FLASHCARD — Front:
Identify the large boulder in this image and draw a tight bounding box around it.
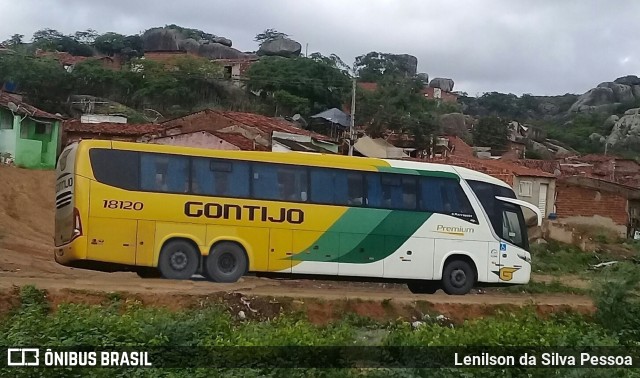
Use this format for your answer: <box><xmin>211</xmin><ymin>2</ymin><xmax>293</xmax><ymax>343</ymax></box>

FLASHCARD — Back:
<box><xmin>142</xmin><ymin>27</ymin><xmax>251</xmax><ymax>59</ymax></box>
<box><xmin>633</xmin><ymin>85</ymin><xmax>640</xmax><ymax>99</ymax></box>
<box><xmin>212</xmin><ymin>36</ymin><xmax>232</xmax><ymax>47</ymax></box>
<box><xmin>607</xmin><ymin>108</ymin><xmax>640</xmax><ymax>148</ymax></box>
<box><xmin>568</xmin><ymin>86</ymin><xmax>615</xmax><ymax>112</ymax></box>
<box><xmin>614</xmin><ymin>75</ymin><xmax>640</xmax><ymax>86</ymax></box>
<box><xmin>428</xmin><ymin>78</ymin><xmax>455</xmax><ymax>92</ymax></box>
<box><xmin>257</xmin><ymin>37</ymin><xmax>302</xmax><ymax>58</ymax></box>
<box><xmin>197</xmin><ymin>43</ymin><xmax>257</xmax><ymax>60</ymax></box>
<box><xmin>394</xmin><ymin>54</ymin><xmax>418</xmax><ymax>76</ymax></box>
<box><xmin>597</xmin><ymin>82</ymin><xmax>635</xmax><ymax>103</ymax></box>
<box><xmin>416</xmin><ymin>72</ymin><xmax>429</xmax><ymax>85</ymax></box>
<box><xmin>143</xmin><ymin>28</ymin><xmax>182</xmax><ymax>51</ymax></box>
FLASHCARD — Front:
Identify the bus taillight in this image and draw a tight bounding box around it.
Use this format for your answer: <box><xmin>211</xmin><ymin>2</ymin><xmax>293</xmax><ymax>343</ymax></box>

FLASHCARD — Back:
<box><xmin>72</xmin><ymin>207</ymin><xmax>83</xmax><ymax>240</ymax></box>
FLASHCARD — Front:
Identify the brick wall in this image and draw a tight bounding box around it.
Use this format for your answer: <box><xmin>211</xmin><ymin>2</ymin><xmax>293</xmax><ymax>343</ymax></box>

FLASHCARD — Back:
<box><xmin>555</xmin><ymin>182</ymin><xmax>628</xmax><ymax>225</ymax></box>
<box><xmin>429</xmin><ymin>156</ymin><xmax>514</xmax><ymax>185</ymax></box>
<box><xmin>515</xmin><ymin>159</ymin><xmax>559</xmax><ymax>174</ymax></box>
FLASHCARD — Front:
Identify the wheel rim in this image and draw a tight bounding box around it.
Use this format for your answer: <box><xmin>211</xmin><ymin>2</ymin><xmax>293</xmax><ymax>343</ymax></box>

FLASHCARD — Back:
<box><xmin>170</xmin><ymin>250</ymin><xmax>189</xmax><ymax>271</ymax></box>
<box><xmin>217</xmin><ymin>252</ymin><xmax>237</xmax><ymax>274</ymax></box>
<box><xmin>450</xmin><ymin>268</ymin><xmax>467</xmax><ymax>288</ymax></box>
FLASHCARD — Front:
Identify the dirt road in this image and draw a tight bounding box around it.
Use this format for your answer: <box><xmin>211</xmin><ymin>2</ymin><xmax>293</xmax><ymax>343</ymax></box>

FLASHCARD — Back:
<box><xmin>0</xmin><ymin>165</ymin><xmax>594</xmax><ymax>318</ymax></box>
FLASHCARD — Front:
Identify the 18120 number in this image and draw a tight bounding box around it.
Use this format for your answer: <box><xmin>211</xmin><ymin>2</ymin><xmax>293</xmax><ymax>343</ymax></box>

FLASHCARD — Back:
<box><xmin>103</xmin><ymin>200</ymin><xmax>144</xmax><ymax>210</ymax></box>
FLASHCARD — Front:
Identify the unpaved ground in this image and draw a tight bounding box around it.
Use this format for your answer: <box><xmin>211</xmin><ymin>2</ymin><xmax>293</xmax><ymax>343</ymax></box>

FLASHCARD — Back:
<box><xmin>0</xmin><ymin>165</ymin><xmax>595</xmax><ymax>319</ymax></box>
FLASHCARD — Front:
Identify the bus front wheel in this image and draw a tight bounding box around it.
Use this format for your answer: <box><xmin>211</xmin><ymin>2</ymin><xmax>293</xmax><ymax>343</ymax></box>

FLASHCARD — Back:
<box><xmin>442</xmin><ymin>259</ymin><xmax>476</xmax><ymax>295</ymax></box>
<box><xmin>158</xmin><ymin>240</ymin><xmax>200</xmax><ymax>280</ymax></box>
<box><xmin>204</xmin><ymin>242</ymin><xmax>247</xmax><ymax>283</ymax></box>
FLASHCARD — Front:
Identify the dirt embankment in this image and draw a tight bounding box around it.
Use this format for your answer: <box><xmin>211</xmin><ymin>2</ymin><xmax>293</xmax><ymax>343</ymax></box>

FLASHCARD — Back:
<box><xmin>0</xmin><ymin>165</ymin><xmax>595</xmax><ymax>321</ymax></box>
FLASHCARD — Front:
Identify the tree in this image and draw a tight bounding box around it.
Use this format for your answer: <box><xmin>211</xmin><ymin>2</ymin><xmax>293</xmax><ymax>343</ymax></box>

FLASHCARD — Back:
<box><xmin>56</xmin><ymin>36</ymin><xmax>94</xmax><ymax>56</ymax></box>
<box><xmin>31</xmin><ymin>28</ymin><xmax>64</xmax><ymax>51</ymax></box>
<box><xmin>246</xmin><ymin>56</ymin><xmax>351</xmax><ymax>117</ymax></box>
<box><xmin>3</xmin><ymin>34</ymin><xmax>24</xmax><ymax>46</ymax></box>
<box><xmin>472</xmin><ymin>116</ymin><xmax>509</xmax><ymax>151</ymax></box>
<box><xmin>94</xmin><ymin>32</ymin><xmax>126</xmax><ymax>56</ymax></box>
<box><xmin>309</xmin><ymin>52</ymin><xmax>351</xmax><ymax>74</ymax></box>
<box><xmin>354</xmin><ymin>52</ymin><xmax>416</xmax><ymax>82</ymax></box>
<box><xmin>74</xmin><ymin>29</ymin><xmax>99</xmax><ymax>44</ymax></box>
<box><xmin>356</xmin><ymin>76</ymin><xmax>440</xmax><ymax>147</ymax></box>
<box><xmin>254</xmin><ymin>29</ymin><xmax>289</xmax><ymax>44</ymax></box>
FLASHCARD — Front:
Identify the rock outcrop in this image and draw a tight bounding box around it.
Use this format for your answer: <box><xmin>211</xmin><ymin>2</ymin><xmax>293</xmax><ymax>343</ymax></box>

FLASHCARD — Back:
<box><xmin>607</xmin><ymin>108</ymin><xmax>640</xmax><ymax>148</ymax></box>
<box><xmin>257</xmin><ymin>37</ymin><xmax>302</xmax><ymax>58</ymax></box>
<box><xmin>395</xmin><ymin>54</ymin><xmax>418</xmax><ymax>76</ymax></box>
<box><xmin>142</xmin><ymin>27</ymin><xmax>254</xmax><ymax>60</ymax></box>
<box><xmin>614</xmin><ymin>75</ymin><xmax>640</xmax><ymax>86</ymax></box>
<box><xmin>429</xmin><ymin>78</ymin><xmax>454</xmax><ymax>92</ymax></box>
<box><xmin>569</xmin><ymin>75</ymin><xmax>640</xmax><ymax>113</ymax></box>
<box><xmin>439</xmin><ymin>113</ymin><xmax>473</xmax><ymax>141</ymax></box>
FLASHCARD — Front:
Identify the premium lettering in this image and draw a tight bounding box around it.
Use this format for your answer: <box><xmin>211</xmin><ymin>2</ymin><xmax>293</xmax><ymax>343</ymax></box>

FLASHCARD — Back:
<box><xmin>185</xmin><ymin>201</ymin><xmax>304</xmax><ymax>224</ymax></box>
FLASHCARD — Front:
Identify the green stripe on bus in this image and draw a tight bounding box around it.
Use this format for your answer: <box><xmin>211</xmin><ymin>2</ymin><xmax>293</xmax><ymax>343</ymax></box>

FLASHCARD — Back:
<box><xmin>336</xmin><ymin>210</ymin><xmax>431</xmax><ymax>263</ymax></box>
<box><xmin>417</xmin><ymin>170</ymin><xmax>460</xmax><ymax>180</ymax></box>
<box><xmin>290</xmin><ymin>208</ymin><xmax>431</xmax><ymax>264</ymax></box>
<box><xmin>377</xmin><ymin>166</ymin><xmax>460</xmax><ymax>180</ymax></box>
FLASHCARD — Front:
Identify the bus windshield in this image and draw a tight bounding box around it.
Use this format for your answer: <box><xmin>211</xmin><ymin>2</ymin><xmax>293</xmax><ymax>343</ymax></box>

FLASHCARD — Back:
<box><xmin>466</xmin><ymin>180</ymin><xmax>529</xmax><ymax>251</ymax></box>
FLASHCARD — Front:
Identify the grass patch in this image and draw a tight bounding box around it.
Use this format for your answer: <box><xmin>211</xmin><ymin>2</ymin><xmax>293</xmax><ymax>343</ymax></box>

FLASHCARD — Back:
<box><xmin>2</xmin><ymin>283</ymin><xmax>640</xmax><ymax>376</ymax></box>
<box><xmin>494</xmin><ymin>280</ymin><xmax>589</xmax><ymax>295</ymax></box>
<box><xmin>530</xmin><ymin>240</ymin><xmax>604</xmax><ymax>274</ymax></box>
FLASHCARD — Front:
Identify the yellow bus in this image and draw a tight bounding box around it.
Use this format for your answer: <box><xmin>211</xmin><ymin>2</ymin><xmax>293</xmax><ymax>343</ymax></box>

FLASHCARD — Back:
<box><xmin>54</xmin><ymin>140</ymin><xmax>541</xmax><ymax>295</ymax></box>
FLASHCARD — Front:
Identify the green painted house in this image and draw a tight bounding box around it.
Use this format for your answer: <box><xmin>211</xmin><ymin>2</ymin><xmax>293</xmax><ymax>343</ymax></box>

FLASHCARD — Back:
<box><xmin>0</xmin><ymin>92</ymin><xmax>63</xmax><ymax>169</ymax></box>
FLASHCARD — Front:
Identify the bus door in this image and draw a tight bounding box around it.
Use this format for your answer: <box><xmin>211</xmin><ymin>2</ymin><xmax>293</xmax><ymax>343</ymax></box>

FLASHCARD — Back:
<box><xmin>268</xmin><ymin>228</ymin><xmax>292</xmax><ymax>273</ymax></box>
<box><xmin>492</xmin><ymin>197</ymin><xmax>541</xmax><ymax>282</ymax></box>
<box><xmin>136</xmin><ymin>220</ymin><xmax>156</xmax><ymax>267</ymax></box>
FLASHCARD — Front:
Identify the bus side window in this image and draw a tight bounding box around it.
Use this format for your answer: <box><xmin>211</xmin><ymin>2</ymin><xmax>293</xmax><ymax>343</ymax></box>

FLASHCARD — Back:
<box><xmin>334</xmin><ymin>172</ymin><xmax>364</xmax><ymax>206</ymax></box>
<box><xmin>366</xmin><ymin>174</ymin><xmax>383</xmax><ymax>207</ymax></box>
<box><xmin>141</xmin><ymin>153</ymin><xmax>188</xmax><ymax>193</ymax></box>
<box><xmin>310</xmin><ymin>168</ymin><xmax>334</xmax><ymax>204</ymax></box>
<box><xmin>89</xmin><ymin>149</ymin><xmax>139</xmax><ymax>190</ymax></box>
<box><xmin>420</xmin><ymin>177</ymin><xmax>476</xmax><ymax>220</ymax></box>
<box><xmin>253</xmin><ymin>164</ymin><xmax>307</xmax><ymax>202</ymax></box>
<box><xmin>192</xmin><ymin>158</ymin><xmax>249</xmax><ymax>198</ymax></box>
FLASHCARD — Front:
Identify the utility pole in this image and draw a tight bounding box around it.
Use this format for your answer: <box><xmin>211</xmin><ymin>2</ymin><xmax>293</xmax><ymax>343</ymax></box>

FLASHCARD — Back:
<box><xmin>348</xmin><ymin>77</ymin><xmax>356</xmax><ymax>156</ymax></box>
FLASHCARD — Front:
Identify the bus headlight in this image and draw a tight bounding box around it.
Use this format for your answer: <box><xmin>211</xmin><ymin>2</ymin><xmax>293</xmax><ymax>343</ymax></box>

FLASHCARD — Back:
<box><xmin>517</xmin><ymin>252</ymin><xmax>531</xmax><ymax>263</ymax></box>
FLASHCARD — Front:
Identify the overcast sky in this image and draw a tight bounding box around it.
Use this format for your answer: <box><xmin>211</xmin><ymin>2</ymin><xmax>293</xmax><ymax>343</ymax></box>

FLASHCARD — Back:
<box><xmin>1</xmin><ymin>0</ymin><xmax>638</xmax><ymax>96</ymax></box>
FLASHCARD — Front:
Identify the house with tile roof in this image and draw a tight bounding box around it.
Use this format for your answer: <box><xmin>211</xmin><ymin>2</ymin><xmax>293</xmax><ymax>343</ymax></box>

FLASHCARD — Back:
<box><xmin>428</xmin><ymin>154</ymin><xmax>557</xmax><ymax>220</ymax></box>
<box><xmin>0</xmin><ymin>92</ymin><xmax>63</xmax><ymax>169</ymax></box>
<box><xmin>62</xmin><ymin>119</ymin><xmax>164</xmax><ymax>147</ymax></box>
<box><xmin>139</xmin><ymin>109</ymin><xmax>339</xmax><ymax>153</ymax></box>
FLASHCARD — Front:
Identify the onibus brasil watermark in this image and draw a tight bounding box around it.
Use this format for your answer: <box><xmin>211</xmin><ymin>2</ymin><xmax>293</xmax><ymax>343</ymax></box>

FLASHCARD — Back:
<box><xmin>6</xmin><ymin>348</ymin><xmax>152</xmax><ymax>367</ymax></box>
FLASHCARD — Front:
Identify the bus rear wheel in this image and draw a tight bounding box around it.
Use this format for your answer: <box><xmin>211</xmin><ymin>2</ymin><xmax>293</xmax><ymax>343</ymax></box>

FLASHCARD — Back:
<box><xmin>204</xmin><ymin>242</ymin><xmax>247</xmax><ymax>283</ymax></box>
<box><xmin>407</xmin><ymin>280</ymin><xmax>439</xmax><ymax>294</ymax></box>
<box><xmin>158</xmin><ymin>240</ymin><xmax>200</xmax><ymax>280</ymax></box>
<box><xmin>442</xmin><ymin>259</ymin><xmax>476</xmax><ymax>295</ymax></box>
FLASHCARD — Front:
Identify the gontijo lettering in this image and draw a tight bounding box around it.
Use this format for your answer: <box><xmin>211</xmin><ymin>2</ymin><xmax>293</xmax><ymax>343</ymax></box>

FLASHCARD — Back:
<box><xmin>184</xmin><ymin>201</ymin><xmax>304</xmax><ymax>224</ymax></box>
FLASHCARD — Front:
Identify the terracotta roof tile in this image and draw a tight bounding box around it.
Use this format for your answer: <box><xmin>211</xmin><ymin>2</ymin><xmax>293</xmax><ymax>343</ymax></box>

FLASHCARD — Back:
<box><xmin>63</xmin><ymin>120</ymin><xmax>163</xmax><ymax>136</ymax></box>
<box><xmin>160</xmin><ymin>109</ymin><xmax>334</xmax><ymax>143</ymax></box>
<box><xmin>0</xmin><ymin>92</ymin><xmax>63</xmax><ymax>120</ymax></box>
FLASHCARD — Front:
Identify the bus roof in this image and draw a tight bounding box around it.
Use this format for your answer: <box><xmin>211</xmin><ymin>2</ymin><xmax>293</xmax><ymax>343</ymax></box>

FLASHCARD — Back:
<box><xmin>75</xmin><ymin>140</ymin><xmax>512</xmax><ymax>188</ymax></box>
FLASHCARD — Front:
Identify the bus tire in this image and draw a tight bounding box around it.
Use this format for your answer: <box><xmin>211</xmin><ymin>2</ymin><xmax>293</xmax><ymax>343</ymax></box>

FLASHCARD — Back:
<box><xmin>158</xmin><ymin>240</ymin><xmax>200</xmax><ymax>280</ymax></box>
<box><xmin>204</xmin><ymin>242</ymin><xmax>247</xmax><ymax>283</ymax></box>
<box><xmin>442</xmin><ymin>259</ymin><xmax>476</xmax><ymax>295</ymax></box>
<box><xmin>407</xmin><ymin>280</ymin><xmax>439</xmax><ymax>294</ymax></box>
